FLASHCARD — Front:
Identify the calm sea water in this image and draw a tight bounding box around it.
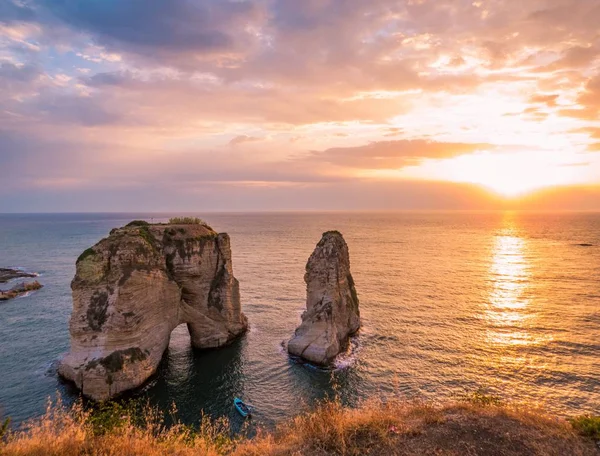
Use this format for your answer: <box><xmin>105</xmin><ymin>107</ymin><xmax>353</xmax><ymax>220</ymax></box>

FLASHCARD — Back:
<box><xmin>0</xmin><ymin>212</ymin><xmax>599</xmax><ymax>428</ymax></box>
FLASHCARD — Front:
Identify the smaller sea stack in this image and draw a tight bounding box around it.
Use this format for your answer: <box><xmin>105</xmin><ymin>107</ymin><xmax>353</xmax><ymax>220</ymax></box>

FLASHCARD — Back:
<box><xmin>288</xmin><ymin>231</ymin><xmax>360</xmax><ymax>365</ymax></box>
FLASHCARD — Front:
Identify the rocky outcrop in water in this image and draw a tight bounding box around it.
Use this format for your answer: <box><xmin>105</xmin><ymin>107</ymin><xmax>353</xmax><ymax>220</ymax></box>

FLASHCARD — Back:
<box><xmin>0</xmin><ymin>281</ymin><xmax>43</xmax><ymax>301</ymax></box>
<box><xmin>58</xmin><ymin>220</ymin><xmax>248</xmax><ymax>400</ymax></box>
<box><xmin>288</xmin><ymin>231</ymin><xmax>360</xmax><ymax>365</ymax></box>
<box><xmin>0</xmin><ymin>268</ymin><xmax>37</xmax><ymax>283</ymax></box>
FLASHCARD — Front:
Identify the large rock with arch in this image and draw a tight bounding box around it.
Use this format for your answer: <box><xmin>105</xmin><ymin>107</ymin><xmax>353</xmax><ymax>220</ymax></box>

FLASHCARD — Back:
<box><xmin>58</xmin><ymin>220</ymin><xmax>248</xmax><ymax>400</ymax></box>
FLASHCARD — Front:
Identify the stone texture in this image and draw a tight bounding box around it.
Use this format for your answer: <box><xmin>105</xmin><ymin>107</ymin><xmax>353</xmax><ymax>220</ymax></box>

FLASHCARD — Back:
<box><xmin>288</xmin><ymin>231</ymin><xmax>360</xmax><ymax>365</ymax></box>
<box><xmin>59</xmin><ymin>221</ymin><xmax>248</xmax><ymax>400</ymax></box>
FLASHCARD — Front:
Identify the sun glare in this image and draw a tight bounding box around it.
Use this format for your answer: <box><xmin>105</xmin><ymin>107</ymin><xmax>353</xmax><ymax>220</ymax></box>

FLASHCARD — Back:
<box><xmin>452</xmin><ymin>154</ymin><xmax>571</xmax><ymax>197</ymax></box>
<box><xmin>420</xmin><ymin>151</ymin><xmax>582</xmax><ymax>198</ymax></box>
<box><xmin>368</xmin><ymin>149</ymin><xmax>585</xmax><ymax>199</ymax></box>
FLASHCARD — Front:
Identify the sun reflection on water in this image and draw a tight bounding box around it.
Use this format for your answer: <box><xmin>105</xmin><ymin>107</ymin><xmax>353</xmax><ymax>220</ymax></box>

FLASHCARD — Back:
<box><xmin>486</xmin><ymin>216</ymin><xmax>535</xmax><ymax>347</ymax></box>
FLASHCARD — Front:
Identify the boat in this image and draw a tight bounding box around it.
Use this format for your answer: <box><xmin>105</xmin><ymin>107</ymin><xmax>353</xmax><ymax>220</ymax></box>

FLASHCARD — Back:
<box><xmin>234</xmin><ymin>397</ymin><xmax>251</xmax><ymax>417</ymax></box>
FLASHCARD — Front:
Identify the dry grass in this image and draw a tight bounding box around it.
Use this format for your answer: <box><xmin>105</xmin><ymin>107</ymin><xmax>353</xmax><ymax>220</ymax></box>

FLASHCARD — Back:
<box><xmin>1</xmin><ymin>396</ymin><xmax>597</xmax><ymax>456</ymax></box>
<box><xmin>234</xmin><ymin>398</ymin><xmax>598</xmax><ymax>456</ymax></box>
<box><xmin>0</xmin><ymin>399</ymin><xmax>233</xmax><ymax>456</ymax></box>
<box><xmin>168</xmin><ymin>217</ymin><xmax>208</xmax><ymax>226</ymax></box>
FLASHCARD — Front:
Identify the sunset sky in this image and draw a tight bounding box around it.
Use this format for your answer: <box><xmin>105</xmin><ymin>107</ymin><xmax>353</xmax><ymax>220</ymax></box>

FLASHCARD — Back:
<box><xmin>1</xmin><ymin>0</ymin><xmax>600</xmax><ymax>212</ymax></box>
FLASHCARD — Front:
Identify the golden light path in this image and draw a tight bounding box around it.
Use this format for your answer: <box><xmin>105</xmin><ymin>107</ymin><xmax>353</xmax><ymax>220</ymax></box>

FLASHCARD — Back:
<box><xmin>485</xmin><ymin>215</ymin><xmax>535</xmax><ymax>347</ymax></box>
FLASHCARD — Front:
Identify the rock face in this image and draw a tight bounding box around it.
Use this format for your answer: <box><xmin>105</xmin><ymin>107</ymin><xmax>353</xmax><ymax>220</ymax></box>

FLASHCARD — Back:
<box><xmin>288</xmin><ymin>231</ymin><xmax>360</xmax><ymax>365</ymax></box>
<box><xmin>59</xmin><ymin>221</ymin><xmax>248</xmax><ymax>400</ymax></box>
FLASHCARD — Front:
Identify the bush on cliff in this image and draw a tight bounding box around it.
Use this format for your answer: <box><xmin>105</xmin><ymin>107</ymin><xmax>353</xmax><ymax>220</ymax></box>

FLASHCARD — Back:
<box><xmin>570</xmin><ymin>415</ymin><xmax>600</xmax><ymax>440</ymax></box>
<box><xmin>168</xmin><ymin>217</ymin><xmax>208</xmax><ymax>226</ymax></box>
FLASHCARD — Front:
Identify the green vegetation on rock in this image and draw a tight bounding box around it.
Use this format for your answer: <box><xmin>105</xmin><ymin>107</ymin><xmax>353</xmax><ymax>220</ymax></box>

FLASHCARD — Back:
<box><xmin>0</xmin><ymin>417</ymin><xmax>10</xmax><ymax>439</ymax></box>
<box><xmin>125</xmin><ymin>220</ymin><xmax>150</xmax><ymax>227</ymax></box>
<box><xmin>138</xmin><ymin>226</ymin><xmax>158</xmax><ymax>252</ymax></box>
<box><xmin>458</xmin><ymin>387</ymin><xmax>503</xmax><ymax>406</ymax></box>
<box><xmin>77</xmin><ymin>248</ymin><xmax>96</xmax><ymax>264</ymax></box>
<box><xmin>570</xmin><ymin>415</ymin><xmax>600</xmax><ymax>440</ymax></box>
<box><xmin>168</xmin><ymin>217</ymin><xmax>208</xmax><ymax>225</ymax></box>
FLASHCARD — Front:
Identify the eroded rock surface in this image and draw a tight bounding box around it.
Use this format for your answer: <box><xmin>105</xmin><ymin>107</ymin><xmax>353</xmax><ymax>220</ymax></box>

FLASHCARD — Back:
<box><xmin>288</xmin><ymin>231</ymin><xmax>360</xmax><ymax>365</ymax></box>
<box><xmin>59</xmin><ymin>221</ymin><xmax>248</xmax><ymax>400</ymax></box>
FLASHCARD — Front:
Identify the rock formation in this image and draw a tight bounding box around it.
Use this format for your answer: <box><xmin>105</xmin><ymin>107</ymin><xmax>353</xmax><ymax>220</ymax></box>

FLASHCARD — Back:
<box><xmin>0</xmin><ymin>268</ymin><xmax>37</xmax><ymax>283</ymax></box>
<box><xmin>288</xmin><ymin>231</ymin><xmax>360</xmax><ymax>365</ymax></box>
<box><xmin>0</xmin><ymin>280</ymin><xmax>43</xmax><ymax>301</ymax></box>
<box><xmin>59</xmin><ymin>220</ymin><xmax>248</xmax><ymax>400</ymax></box>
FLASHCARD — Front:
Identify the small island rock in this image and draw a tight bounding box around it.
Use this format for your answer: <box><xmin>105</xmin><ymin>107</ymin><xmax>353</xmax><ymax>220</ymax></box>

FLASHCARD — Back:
<box><xmin>0</xmin><ymin>268</ymin><xmax>37</xmax><ymax>284</ymax></box>
<box><xmin>0</xmin><ymin>280</ymin><xmax>43</xmax><ymax>301</ymax></box>
<box><xmin>288</xmin><ymin>231</ymin><xmax>360</xmax><ymax>365</ymax></box>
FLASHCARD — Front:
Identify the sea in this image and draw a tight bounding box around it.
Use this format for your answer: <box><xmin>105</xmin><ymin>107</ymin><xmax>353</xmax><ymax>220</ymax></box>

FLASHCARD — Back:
<box><xmin>0</xmin><ymin>212</ymin><xmax>599</xmax><ymax>429</ymax></box>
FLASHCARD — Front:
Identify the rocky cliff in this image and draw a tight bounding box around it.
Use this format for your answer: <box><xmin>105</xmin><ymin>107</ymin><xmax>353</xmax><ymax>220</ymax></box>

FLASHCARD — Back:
<box><xmin>288</xmin><ymin>231</ymin><xmax>360</xmax><ymax>365</ymax></box>
<box><xmin>59</xmin><ymin>220</ymin><xmax>248</xmax><ymax>400</ymax></box>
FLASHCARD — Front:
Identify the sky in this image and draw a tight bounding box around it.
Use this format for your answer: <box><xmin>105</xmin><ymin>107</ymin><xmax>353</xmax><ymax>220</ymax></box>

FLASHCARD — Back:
<box><xmin>1</xmin><ymin>0</ymin><xmax>600</xmax><ymax>212</ymax></box>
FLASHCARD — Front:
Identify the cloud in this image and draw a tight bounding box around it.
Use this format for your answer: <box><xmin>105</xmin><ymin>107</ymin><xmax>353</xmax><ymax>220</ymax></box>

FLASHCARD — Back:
<box><xmin>308</xmin><ymin>140</ymin><xmax>494</xmax><ymax>170</ymax></box>
<box><xmin>6</xmin><ymin>0</ymin><xmax>600</xmax><ymax>124</ymax></box>
<box><xmin>529</xmin><ymin>94</ymin><xmax>559</xmax><ymax>107</ymax></box>
<box><xmin>82</xmin><ymin>71</ymin><xmax>132</xmax><ymax>87</ymax></box>
<box><xmin>588</xmin><ymin>143</ymin><xmax>600</xmax><ymax>152</ymax></box>
<box><xmin>37</xmin><ymin>0</ymin><xmax>265</xmax><ymax>65</ymax></box>
<box><xmin>1</xmin><ymin>0</ymin><xmax>599</xmax><ymax>211</ymax></box>
<box><xmin>228</xmin><ymin>135</ymin><xmax>264</xmax><ymax>146</ymax></box>
<box><xmin>560</xmin><ymin>72</ymin><xmax>600</xmax><ymax>121</ymax></box>
<box><xmin>74</xmin><ymin>70</ymin><xmax>413</xmax><ymax>127</ymax></box>
<box><xmin>384</xmin><ymin>127</ymin><xmax>404</xmax><ymax>137</ymax></box>
<box><xmin>33</xmin><ymin>94</ymin><xmax>122</xmax><ymax>126</ymax></box>
<box><xmin>0</xmin><ymin>0</ymin><xmax>36</xmax><ymax>24</ymax></box>
<box><xmin>542</xmin><ymin>45</ymin><xmax>600</xmax><ymax>71</ymax></box>
<box><xmin>572</xmin><ymin>127</ymin><xmax>600</xmax><ymax>140</ymax></box>
<box><xmin>0</xmin><ymin>61</ymin><xmax>42</xmax><ymax>87</ymax></box>
<box><xmin>559</xmin><ymin>162</ymin><xmax>591</xmax><ymax>167</ymax></box>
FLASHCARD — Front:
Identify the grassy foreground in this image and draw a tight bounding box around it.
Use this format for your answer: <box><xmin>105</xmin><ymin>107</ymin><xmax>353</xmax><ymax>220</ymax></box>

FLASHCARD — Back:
<box><xmin>1</xmin><ymin>395</ymin><xmax>598</xmax><ymax>456</ymax></box>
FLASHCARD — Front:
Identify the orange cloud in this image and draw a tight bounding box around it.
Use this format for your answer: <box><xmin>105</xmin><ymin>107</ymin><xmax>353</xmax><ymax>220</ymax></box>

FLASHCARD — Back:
<box><xmin>228</xmin><ymin>135</ymin><xmax>264</xmax><ymax>146</ymax></box>
<box><xmin>1</xmin><ymin>0</ymin><xmax>600</xmax><ymax>211</ymax></box>
<box><xmin>308</xmin><ymin>140</ymin><xmax>494</xmax><ymax>170</ymax></box>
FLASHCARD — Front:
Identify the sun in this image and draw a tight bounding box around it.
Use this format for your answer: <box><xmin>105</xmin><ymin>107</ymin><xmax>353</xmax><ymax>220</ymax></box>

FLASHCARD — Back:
<box><xmin>358</xmin><ymin>148</ymin><xmax>589</xmax><ymax>199</ymax></box>
<box><xmin>437</xmin><ymin>151</ymin><xmax>578</xmax><ymax>198</ymax></box>
<box><xmin>477</xmin><ymin>172</ymin><xmax>544</xmax><ymax>198</ymax></box>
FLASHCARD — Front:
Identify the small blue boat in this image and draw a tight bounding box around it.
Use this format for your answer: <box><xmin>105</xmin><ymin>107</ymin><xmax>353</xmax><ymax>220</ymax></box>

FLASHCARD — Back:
<box><xmin>234</xmin><ymin>397</ymin><xmax>251</xmax><ymax>417</ymax></box>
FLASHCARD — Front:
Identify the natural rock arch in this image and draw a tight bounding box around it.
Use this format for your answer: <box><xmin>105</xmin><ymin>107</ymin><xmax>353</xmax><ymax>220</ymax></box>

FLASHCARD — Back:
<box><xmin>59</xmin><ymin>221</ymin><xmax>248</xmax><ymax>400</ymax></box>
